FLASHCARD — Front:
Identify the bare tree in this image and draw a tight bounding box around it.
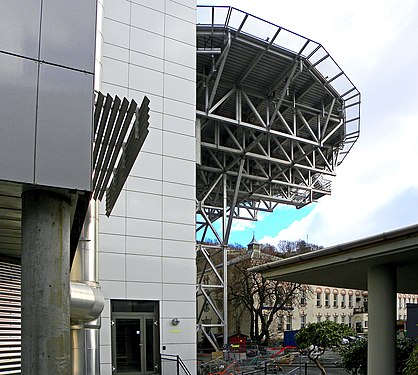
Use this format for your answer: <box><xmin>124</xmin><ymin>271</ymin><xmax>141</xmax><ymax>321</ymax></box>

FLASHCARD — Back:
<box><xmin>276</xmin><ymin>240</ymin><xmax>322</xmax><ymax>258</ymax></box>
<box><xmin>227</xmin><ymin>255</ymin><xmax>301</xmax><ymax>345</ymax></box>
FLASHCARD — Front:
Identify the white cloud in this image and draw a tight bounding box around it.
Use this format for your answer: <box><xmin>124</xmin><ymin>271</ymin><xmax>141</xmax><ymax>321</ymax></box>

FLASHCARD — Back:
<box><xmin>230</xmin><ymin>211</ymin><xmax>267</xmax><ymax>232</ymax></box>
<box><xmin>231</xmin><ymin>219</ymin><xmax>255</xmax><ymax>232</ymax></box>
<box><xmin>261</xmin><ymin>113</ymin><xmax>418</xmax><ymax>246</ymax></box>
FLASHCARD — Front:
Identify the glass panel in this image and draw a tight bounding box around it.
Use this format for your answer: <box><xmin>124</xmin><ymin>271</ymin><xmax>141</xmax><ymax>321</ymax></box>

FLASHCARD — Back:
<box><xmin>116</xmin><ymin>319</ymin><xmax>141</xmax><ymax>373</ymax></box>
<box><xmin>145</xmin><ymin>319</ymin><xmax>154</xmax><ymax>372</ymax></box>
<box><xmin>113</xmin><ymin>300</ymin><xmax>156</xmax><ymax>313</ymax></box>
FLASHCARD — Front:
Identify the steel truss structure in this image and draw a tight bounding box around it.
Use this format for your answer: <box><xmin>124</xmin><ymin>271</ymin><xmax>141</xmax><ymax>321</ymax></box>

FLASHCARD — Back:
<box><xmin>196</xmin><ymin>6</ymin><xmax>361</xmax><ymax>351</ymax></box>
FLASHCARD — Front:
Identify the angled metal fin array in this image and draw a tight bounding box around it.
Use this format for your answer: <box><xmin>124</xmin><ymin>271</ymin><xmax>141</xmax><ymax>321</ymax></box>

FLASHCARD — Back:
<box><xmin>92</xmin><ymin>92</ymin><xmax>150</xmax><ymax>216</ymax></box>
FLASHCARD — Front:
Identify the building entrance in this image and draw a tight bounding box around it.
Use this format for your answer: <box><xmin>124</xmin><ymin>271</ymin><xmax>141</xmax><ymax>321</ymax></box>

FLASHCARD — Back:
<box><xmin>111</xmin><ymin>301</ymin><xmax>159</xmax><ymax>374</ymax></box>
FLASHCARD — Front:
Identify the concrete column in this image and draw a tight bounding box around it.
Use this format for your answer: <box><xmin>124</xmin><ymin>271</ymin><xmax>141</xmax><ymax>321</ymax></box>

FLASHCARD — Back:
<box><xmin>21</xmin><ymin>190</ymin><xmax>71</xmax><ymax>374</ymax></box>
<box><xmin>367</xmin><ymin>264</ymin><xmax>397</xmax><ymax>375</ymax></box>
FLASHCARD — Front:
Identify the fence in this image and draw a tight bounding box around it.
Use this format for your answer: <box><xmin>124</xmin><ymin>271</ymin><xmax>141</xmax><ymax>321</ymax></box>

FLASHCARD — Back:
<box><xmin>240</xmin><ymin>351</ymin><xmax>347</xmax><ymax>375</ymax></box>
<box><xmin>198</xmin><ymin>350</ymin><xmax>347</xmax><ymax>375</ymax></box>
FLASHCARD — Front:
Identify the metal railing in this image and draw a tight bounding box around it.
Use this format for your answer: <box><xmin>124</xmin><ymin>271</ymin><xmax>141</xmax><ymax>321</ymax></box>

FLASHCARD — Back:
<box><xmin>198</xmin><ymin>350</ymin><xmax>347</xmax><ymax>375</ymax></box>
<box><xmin>197</xmin><ymin>5</ymin><xmax>361</xmax><ymax>167</ymax></box>
<box><xmin>161</xmin><ymin>354</ymin><xmax>192</xmax><ymax>375</ymax></box>
<box><xmin>238</xmin><ymin>358</ymin><xmax>348</xmax><ymax>375</ymax></box>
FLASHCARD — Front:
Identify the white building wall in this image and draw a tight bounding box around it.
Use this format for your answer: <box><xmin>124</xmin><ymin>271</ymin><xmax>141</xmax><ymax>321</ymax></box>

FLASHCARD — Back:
<box><xmin>97</xmin><ymin>1</ymin><xmax>196</xmax><ymax>374</ymax></box>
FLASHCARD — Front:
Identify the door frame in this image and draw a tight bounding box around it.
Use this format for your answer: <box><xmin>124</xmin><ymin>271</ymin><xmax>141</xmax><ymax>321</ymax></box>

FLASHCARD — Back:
<box><xmin>111</xmin><ymin>311</ymin><xmax>159</xmax><ymax>375</ymax></box>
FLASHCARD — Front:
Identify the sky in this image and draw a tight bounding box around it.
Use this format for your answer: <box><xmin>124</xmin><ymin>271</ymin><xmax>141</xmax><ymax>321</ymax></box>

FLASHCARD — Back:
<box><xmin>197</xmin><ymin>0</ymin><xmax>418</xmax><ymax>247</ymax></box>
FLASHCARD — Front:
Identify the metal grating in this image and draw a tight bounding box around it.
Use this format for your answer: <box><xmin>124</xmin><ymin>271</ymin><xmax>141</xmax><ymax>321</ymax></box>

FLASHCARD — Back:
<box><xmin>0</xmin><ymin>261</ymin><xmax>21</xmax><ymax>374</ymax></box>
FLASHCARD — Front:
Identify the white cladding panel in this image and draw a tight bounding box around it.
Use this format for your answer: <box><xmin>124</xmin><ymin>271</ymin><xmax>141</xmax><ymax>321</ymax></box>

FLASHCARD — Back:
<box><xmin>98</xmin><ymin>0</ymin><xmax>196</xmax><ymax>373</ymax></box>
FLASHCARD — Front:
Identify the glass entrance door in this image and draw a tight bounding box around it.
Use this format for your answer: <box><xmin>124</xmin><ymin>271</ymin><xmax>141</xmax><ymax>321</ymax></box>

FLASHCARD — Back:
<box><xmin>112</xmin><ymin>313</ymin><xmax>158</xmax><ymax>374</ymax></box>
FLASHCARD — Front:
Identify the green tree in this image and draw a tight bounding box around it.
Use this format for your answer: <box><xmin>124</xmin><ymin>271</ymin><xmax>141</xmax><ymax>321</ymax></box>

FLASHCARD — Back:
<box><xmin>403</xmin><ymin>344</ymin><xmax>418</xmax><ymax>375</ymax></box>
<box><xmin>397</xmin><ymin>337</ymin><xmax>416</xmax><ymax>374</ymax></box>
<box><xmin>339</xmin><ymin>336</ymin><xmax>416</xmax><ymax>375</ymax></box>
<box><xmin>296</xmin><ymin>320</ymin><xmax>355</xmax><ymax>375</ymax></box>
<box><xmin>339</xmin><ymin>338</ymin><xmax>367</xmax><ymax>374</ymax></box>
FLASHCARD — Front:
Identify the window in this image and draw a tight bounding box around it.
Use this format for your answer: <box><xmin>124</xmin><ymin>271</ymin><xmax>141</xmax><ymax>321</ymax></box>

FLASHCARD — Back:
<box><xmin>364</xmin><ymin>321</ymin><xmax>368</xmax><ymax>328</ymax></box>
<box><xmin>341</xmin><ymin>294</ymin><xmax>346</xmax><ymax>308</ymax></box>
<box><xmin>325</xmin><ymin>294</ymin><xmax>330</xmax><ymax>308</ymax></box>
<box><xmin>286</xmin><ymin>315</ymin><xmax>292</xmax><ymax>331</ymax></box>
<box><xmin>334</xmin><ymin>315</ymin><xmax>338</xmax><ymax>323</ymax></box>
<box><xmin>301</xmin><ymin>315</ymin><xmax>306</xmax><ymax>329</ymax></box>
<box><xmin>341</xmin><ymin>315</ymin><xmax>346</xmax><ymax>324</ymax></box>
<box><xmin>300</xmin><ymin>290</ymin><xmax>306</xmax><ymax>306</ymax></box>
<box><xmin>349</xmin><ymin>295</ymin><xmax>353</xmax><ymax>308</ymax></box>
<box><xmin>399</xmin><ymin>297</ymin><xmax>402</xmax><ymax>310</ymax></box>
<box><xmin>349</xmin><ymin>315</ymin><xmax>353</xmax><ymax>328</ymax></box>
<box><xmin>316</xmin><ymin>293</ymin><xmax>321</xmax><ymax>307</ymax></box>
<box><xmin>333</xmin><ymin>294</ymin><xmax>338</xmax><ymax>308</ymax></box>
<box><xmin>317</xmin><ymin>315</ymin><xmax>321</xmax><ymax>323</ymax></box>
<box><xmin>325</xmin><ymin>315</ymin><xmax>330</xmax><ymax>321</ymax></box>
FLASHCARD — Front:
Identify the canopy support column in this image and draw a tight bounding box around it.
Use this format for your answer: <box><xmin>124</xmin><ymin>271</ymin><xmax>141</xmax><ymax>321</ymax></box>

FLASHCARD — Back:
<box><xmin>367</xmin><ymin>265</ymin><xmax>396</xmax><ymax>375</ymax></box>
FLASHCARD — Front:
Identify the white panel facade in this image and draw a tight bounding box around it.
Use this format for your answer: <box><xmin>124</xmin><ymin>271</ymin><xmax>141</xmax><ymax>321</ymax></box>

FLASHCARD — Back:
<box><xmin>98</xmin><ymin>1</ymin><xmax>196</xmax><ymax>374</ymax></box>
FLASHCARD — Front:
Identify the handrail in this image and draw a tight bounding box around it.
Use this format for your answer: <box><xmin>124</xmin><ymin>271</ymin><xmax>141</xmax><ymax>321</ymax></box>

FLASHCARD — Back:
<box><xmin>160</xmin><ymin>354</ymin><xmax>192</xmax><ymax>375</ymax></box>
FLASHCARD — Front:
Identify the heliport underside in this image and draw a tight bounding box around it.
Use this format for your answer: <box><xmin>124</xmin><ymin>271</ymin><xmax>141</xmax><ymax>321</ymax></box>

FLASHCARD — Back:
<box><xmin>196</xmin><ymin>6</ymin><xmax>360</xmax><ymax>223</ymax></box>
<box><xmin>195</xmin><ymin>5</ymin><xmax>360</xmax><ymax>351</ymax></box>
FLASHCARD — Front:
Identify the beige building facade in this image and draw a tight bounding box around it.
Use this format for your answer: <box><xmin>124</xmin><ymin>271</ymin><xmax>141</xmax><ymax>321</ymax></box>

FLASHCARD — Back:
<box><xmin>200</xmin><ymin>243</ymin><xmax>418</xmax><ymax>347</ymax></box>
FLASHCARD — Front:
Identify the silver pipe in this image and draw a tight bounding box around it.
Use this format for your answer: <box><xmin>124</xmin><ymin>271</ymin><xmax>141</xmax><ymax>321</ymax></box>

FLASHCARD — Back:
<box><xmin>71</xmin><ymin>282</ymin><xmax>104</xmax><ymax>324</ymax></box>
<box><xmin>71</xmin><ymin>318</ymin><xmax>101</xmax><ymax>375</ymax></box>
<box><xmin>70</xmin><ymin>200</ymin><xmax>103</xmax><ymax>375</ymax></box>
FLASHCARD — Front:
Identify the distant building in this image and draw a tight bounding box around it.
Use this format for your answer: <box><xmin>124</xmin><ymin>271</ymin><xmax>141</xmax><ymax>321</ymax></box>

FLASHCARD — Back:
<box><xmin>198</xmin><ymin>238</ymin><xmax>418</xmax><ymax>349</ymax></box>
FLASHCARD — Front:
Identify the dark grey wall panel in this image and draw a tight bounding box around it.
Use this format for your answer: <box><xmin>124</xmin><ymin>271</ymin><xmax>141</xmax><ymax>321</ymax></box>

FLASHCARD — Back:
<box><xmin>35</xmin><ymin>64</ymin><xmax>93</xmax><ymax>190</ymax></box>
<box><xmin>0</xmin><ymin>0</ymin><xmax>41</xmax><ymax>60</ymax></box>
<box><xmin>40</xmin><ymin>0</ymin><xmax>97</xmax><ymax>73</ymax></box>
<box><xmin>0</xmin><ymin>54</ymin><xmax>37</xmax><ymax>184</ymax></box>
